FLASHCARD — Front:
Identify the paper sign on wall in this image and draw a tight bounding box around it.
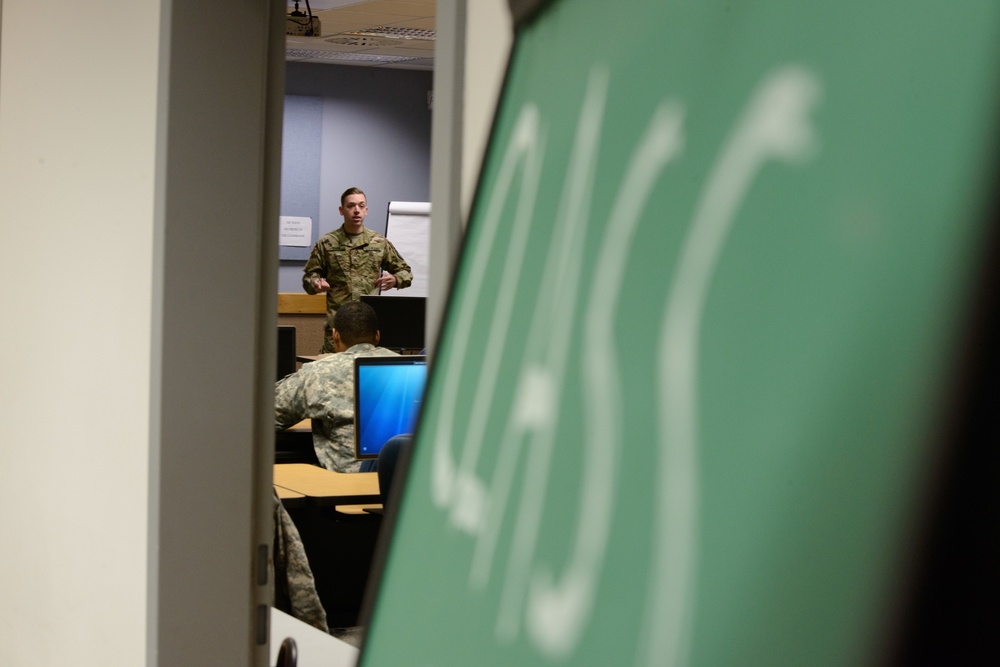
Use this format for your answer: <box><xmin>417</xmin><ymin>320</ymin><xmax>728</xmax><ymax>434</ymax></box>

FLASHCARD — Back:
<box><xmin>279</xmin><ymin>216</ymin><xmax>312</xmax><ymax>247</ymax></box>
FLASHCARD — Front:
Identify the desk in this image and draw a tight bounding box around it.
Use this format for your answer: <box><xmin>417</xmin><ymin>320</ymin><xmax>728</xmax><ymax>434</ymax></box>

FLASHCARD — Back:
<box><xmin>335</xmin><ymin>503</ymin><xmax>383</xmax><ymax>515</ymax></box>
<box><xmin>288</xmin><ymin>418</ymin><xmax>311</xmax><ymax>432</ymax></box>
<box><xmin>274</xmin><ymin>463</ymin><xmax>381</xmax><ymax>505</ymax></box>
<box><xmin>274</xmin><ymin>486</ymin><xmax>305</xmax><ymax>502</ymax></box>
<box><xmin>275</xmin><ymin>419</ymin><xmax>318</xmax><ymax>465</ymax></box>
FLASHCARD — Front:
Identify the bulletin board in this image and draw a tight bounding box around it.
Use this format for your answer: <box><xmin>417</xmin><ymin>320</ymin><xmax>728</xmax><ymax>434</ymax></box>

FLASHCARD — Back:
<box><xmin>279</xmin><ymin>95</ymin><xmax>322</xmax><ymax>261</ymax></box>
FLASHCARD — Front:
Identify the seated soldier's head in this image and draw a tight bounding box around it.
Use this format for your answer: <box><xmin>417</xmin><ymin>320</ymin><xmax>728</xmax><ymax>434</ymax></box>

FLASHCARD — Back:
<box><xmin>332</xmin><ymin>301</ymin><xmax>380</xmax><ymax>352</ymax></box>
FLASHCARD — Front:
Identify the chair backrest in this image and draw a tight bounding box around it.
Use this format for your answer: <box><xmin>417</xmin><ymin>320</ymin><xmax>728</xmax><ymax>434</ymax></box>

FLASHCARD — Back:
<box><xmin>376</xmin><ymin>434</ymin><xmax>413</xmax><ymax>507</ymax></box>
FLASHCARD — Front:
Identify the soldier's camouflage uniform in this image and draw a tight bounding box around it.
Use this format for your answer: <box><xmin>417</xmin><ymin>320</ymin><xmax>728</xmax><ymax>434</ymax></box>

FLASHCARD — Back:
<box><xmin>272</xmin><ymin>490</ymin><xmax>328</xmax><ymax>633</ymax></box>
<box><xmin>275</xmin><ymin>343</ymin><xmax>399</xmax><ymax>472</ymax></box>
<box><xmin>302</xmin><ymin>226</ymin><xmax>413</xmax><ymax>353</ymax></box>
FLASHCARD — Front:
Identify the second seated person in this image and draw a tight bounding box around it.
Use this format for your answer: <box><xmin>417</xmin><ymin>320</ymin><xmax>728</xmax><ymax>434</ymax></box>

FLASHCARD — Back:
<box><xmin>275</xmin><ymin>301</ymin><xmax>398</xmax><ymax>473</ymax></box>
<box><xmin>302</xmin><ymin>186</ymin><xmax>413</xmax><ymax>353</ymax></box>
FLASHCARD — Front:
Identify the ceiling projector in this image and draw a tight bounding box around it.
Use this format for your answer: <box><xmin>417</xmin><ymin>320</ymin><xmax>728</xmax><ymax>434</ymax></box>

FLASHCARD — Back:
<box><xmin>286</xmin><ymin>6</ymin><xmax>321</xmax><ymax>37</ymax></box>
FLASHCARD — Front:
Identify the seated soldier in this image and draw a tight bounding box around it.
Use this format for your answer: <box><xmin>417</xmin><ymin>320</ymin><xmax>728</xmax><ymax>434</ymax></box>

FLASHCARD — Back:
<box><xmin>275</xmin><ymin>301</ymin><xmax>398</xmax><ymax>472</ymax></box>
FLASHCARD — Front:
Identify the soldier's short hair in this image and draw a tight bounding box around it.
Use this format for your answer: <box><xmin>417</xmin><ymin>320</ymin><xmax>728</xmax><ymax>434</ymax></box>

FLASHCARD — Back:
<box><xmin>333</xmin><ymin>301</ymin><xmax>379</xmax><ymax>347</ymax></box>
<box><xmin>341</xmin><ymin>187</ymin><xmax>366</xmax><ymax>206</ymax></box>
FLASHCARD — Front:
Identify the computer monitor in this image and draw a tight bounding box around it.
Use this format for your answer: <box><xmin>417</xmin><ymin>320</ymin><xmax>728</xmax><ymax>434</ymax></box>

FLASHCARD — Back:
<box><xmin>353</xmin><ymin>355</ymin><xmax>428</xmax><ymax>460</ymax></box>
<box><xmin>277</xmin><ymin>325</ymin><xmax>297</xmax><ymax>381</ymax></box>
<box><xmin>360</xmin><ymin>295</ymin><xmax>426</xmax><ymax>351</ymax></box>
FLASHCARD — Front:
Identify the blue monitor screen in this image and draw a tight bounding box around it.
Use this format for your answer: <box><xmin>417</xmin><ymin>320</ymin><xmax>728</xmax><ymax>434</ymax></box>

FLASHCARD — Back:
<box><xmin>354</xmin><ymin>356</ymin><xmax>427</xmax><ymax>459</ymax></box>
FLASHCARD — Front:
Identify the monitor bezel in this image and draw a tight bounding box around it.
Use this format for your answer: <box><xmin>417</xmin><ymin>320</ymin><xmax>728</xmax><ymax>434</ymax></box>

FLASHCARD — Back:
<box><xmin>359</xmin><ymin>295</ymin><xmax>427</xmax><ymax>351</ymax></box>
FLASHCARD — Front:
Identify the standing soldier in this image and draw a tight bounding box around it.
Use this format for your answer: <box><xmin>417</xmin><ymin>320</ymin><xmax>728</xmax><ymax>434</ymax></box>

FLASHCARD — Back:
<box><xmin>302</xmin><ymin>187</ymin><xmax>413</xmax><ymax>353</ymax></box>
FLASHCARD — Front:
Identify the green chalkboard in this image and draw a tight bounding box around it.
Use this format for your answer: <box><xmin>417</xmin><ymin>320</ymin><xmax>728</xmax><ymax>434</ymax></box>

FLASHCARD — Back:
<box><xmin>362</xmin><ymin>1</ymin><xmax>999</xmax><ymax>665</ymax></box>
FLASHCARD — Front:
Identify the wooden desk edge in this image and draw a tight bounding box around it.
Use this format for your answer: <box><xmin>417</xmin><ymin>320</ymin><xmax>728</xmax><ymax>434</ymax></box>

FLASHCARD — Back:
<box><xmin>273</xmin><ymin>464</ymin><xmax>380</xmax><ymax>503</ymax></box>
<box><xmin>274</xmin><ymin>484</ymin><xmax>305</xmax><ymax>499</ymax></box>
<box><xmin>335</xmin><ymin>503</ymin><xmax>384</xmax><ymax>515</ymax></box>
<box><xmin>278</xmin><ymin>292</ymin><xmax>326</xmax><ymax>315</ymax></box>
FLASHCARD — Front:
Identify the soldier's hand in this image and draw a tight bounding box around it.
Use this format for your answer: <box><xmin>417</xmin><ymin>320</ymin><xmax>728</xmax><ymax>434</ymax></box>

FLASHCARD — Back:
<box><xmin>375</xmin><ymin>272</ymin><xmax>397</xmax><ymax>291</ymax></box>
<box><xmin>314</xmin><ymin>277</ymin><xmax>331</xmax><ymax>293</ymax></box>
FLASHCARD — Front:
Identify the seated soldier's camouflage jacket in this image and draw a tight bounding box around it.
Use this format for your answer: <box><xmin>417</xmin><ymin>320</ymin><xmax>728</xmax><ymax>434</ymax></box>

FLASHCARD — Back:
<box><xmin>275</xmin><ymin>343</ymin><xmax>399</xmax><ymax>472</ymax></box>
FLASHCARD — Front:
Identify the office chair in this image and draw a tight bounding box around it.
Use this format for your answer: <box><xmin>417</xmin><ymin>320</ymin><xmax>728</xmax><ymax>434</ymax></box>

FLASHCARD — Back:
<box><xmin>376</xmin><ymin>434</ymin><xmax>413</xmax><ymax>508</ymax></box>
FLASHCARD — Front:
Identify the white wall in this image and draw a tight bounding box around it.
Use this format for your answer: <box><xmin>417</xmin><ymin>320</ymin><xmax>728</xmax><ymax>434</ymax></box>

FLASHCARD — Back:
<box><xmin>462</xmin><ymin>0</ymin><xmax>513</xmax><ymax>220</ymax></box>
<box><xmin>0</xmin><ymin>1</ymin><xmax>281</xmax><ymax>665</ymax></box>
<box><xmin>0</xmin><ymin>1</ymin><xmax>157</xmax><ymax>664</ymax></box>
<box><xmin>427</xmin><ymin>0</ymin><xmax>512</xmax><ymax>350</ymax></box>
